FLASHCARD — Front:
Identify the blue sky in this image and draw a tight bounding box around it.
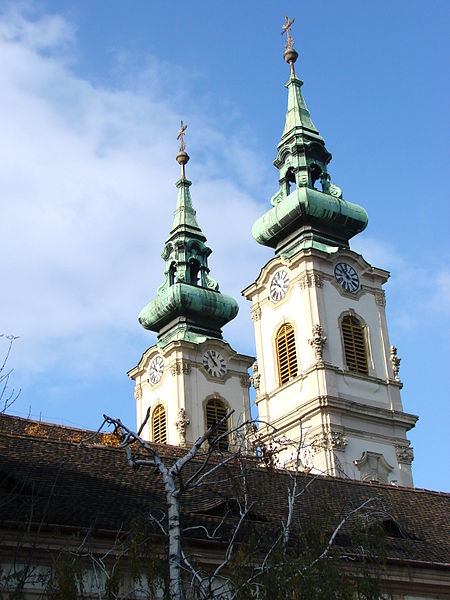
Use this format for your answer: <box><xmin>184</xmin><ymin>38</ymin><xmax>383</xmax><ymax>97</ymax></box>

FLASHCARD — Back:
<box><xmin>0</xmin><ymin>1</ymin><xmax>448</xmax><ymax>492</ymax></box>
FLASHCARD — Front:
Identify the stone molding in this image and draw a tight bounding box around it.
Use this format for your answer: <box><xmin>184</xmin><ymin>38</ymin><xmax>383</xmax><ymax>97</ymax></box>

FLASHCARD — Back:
<box><xmin>254</xmin><ymin>392</ymin><xmax>269</xmax><ymax>406</ymax></box>
<box><xmin>354</xmin><ymin>451</ymin><xmax>393</xmax><ymax>483</ymax></box>
<box><xmin>311</xmin><ymin>433</ymin><xmax>324</xmax><ymax>453</ymax></box>
<box><xmin>312</xmin><ymin>430</ymin><xmax>348</xmax><ymax>453</ymax></box>
<box><xmin>299</xmin><ymin>270</ymin><xmax>323</xmax><ymax>289</ymax></box>
<box><xmin>329</xmin><ymin>431</ymin><xmax>348</xmax><ymax>450</ymax></box>
<box><xmin>308</xmin><ymin>324</ymin><xmax>327</xmax><ymax>362</ymax></box>
<box><xmin>395</xmin><ymin>443</ymin><xmax>414</xmax><ymax>464</ymax></box>
<box><xmin>240</xmin><ymin>374</ymin><xmax>251</xmax><ymax>388</ymax></box>
<box><xmin>251</xmin><ymin>304</ymin><xmax>262</xmax><ymax>321</ymax></box>
<box><xmin>265</xmin><ymin>388</ymin><xmax>417</xmax><ymax>431</ymax></box>
<box><xmin>134</xmin><ymin>384</ymin><xmax>142</xmax><ymax>401</ymax></box>
<box><xmin>170</xmin><ymin>359</ymin><xmax>191</xmax><ymax>376</ymax></box>
<box><xmin>375</xmin><ymin>291</ymin><xmax>386</xmax><ymax>307</ymax></box>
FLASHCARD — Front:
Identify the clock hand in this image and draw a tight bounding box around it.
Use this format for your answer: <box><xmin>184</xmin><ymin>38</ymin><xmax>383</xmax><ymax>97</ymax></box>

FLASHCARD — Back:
<box><xmin>210</xmin><ymin>355</ymin><xmax>219</xmax><ymax>367</ymax></box>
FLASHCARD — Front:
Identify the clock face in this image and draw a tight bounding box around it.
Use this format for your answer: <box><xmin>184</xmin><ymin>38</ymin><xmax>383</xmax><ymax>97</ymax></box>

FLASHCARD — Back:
<box><xmin>270</xmin><ymin>270</ymin><xmax>290</xmax><ymax>302</ymax></box>
<box><xmin>149</xmin><ymin>355</ymin><xmax>164</xmax><ymax>385</ymax></box>
<box><xmin>202</xmin><ymin>350</ymin><xmax>227</xmax><ymax>378</ymax></box>
<box><xmin>334</xmin><ymin>263</ymin><xmax>360</xmax><ymax>293</ymax></box>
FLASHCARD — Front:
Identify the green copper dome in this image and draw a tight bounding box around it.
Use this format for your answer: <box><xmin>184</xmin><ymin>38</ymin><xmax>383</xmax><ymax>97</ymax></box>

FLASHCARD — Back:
<box><xmin>138</xmin><ymin>135</ymin><xmax>238</xmax><ymax>345</ymax></box>
<box><xmin>252</xmin><ymin>47</ymin><xmax>368</xmax><ymax>257</ymax></box>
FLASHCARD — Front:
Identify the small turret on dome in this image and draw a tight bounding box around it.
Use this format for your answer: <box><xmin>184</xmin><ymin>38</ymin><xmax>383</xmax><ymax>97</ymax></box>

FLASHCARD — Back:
<box><xmin>252</xmin><ymin>17</ymin><xmax>368</xmax><ymax>257</ymax></box>
<box><xmin>138</xmin><ymin>121</ymin><xmax>239</xmax><ymax>346</ymax></box>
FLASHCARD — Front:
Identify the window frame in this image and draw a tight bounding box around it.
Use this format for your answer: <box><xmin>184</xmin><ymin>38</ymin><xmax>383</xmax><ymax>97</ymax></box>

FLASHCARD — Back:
<box><xmin>204</xmin><ymin>395</ymin><xmax>230</xmax><ymax>451</ymax></box>
<box><xmin>152</xmin><ymin>403</ymin><xmax>167</xmax><ymax>444</ymax></box>
<box><xmin>339</xmin><ymin>312</ymin><xmax>370</xmax><ymax>376</ymax></box>
<box><xmin>275</xmin><ymin>321</ymin><xmax>299</xmax><ymax>386</ymax></box>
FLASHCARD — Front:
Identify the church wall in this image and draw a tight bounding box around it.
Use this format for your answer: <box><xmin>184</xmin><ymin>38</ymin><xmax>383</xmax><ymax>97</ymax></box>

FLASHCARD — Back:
<box><xmin>252</xmin><ymin>258</ymin><xmax>397</xmax><ymax>408</ymax></box>
<box><xmin>246</xmin><ymin>250</ymin><xmax>414</xmax><ymax>485</ymax></box>
<box><xmin>134</xmin><ymin>340</ymin><xmax>252</xmax><ymax>446</ymax></box>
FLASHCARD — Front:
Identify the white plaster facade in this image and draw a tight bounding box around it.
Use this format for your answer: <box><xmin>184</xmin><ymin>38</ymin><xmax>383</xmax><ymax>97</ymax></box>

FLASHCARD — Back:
<box><xmin>242</xmin><ymin>247</ymin><xmax>417</xmax><ymax>487</ymax></box>
<box><xmin>129</xmin><ymin>338</ymin><xmax>254</xmax><ymax>446</ymax></box>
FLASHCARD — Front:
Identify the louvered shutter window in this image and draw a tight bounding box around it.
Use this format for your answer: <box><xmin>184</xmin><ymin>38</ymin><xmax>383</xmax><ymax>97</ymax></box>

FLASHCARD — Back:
<box><xmin>152</xmin><ymin>405</ymin><xmax>167</xmax><ymax>444</ymax></box>
<box><xmin>206</xmin><ymin>398</ymin><xmax>229</xmax><ymax>450</ymax></box>
<box><xmin>341</xmin><ymin>315</ymin><xmax>368</xmax><ymax>375</ymax></box>
<box><xmin>276</xmin><ymin>323</ymin><xmax>298</xmax><ymax>385</ymax></box>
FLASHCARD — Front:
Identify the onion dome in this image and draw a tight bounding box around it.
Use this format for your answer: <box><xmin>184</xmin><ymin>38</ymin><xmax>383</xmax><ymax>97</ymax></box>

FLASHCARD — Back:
<box><xmin>252</xmin><ymin>26</ymin><xmax>368</xmax><ymax>257</ymax></box>
<box><xmin>138</xmin><ymin>122</ymin><xmax>239</xmax><ymax>346</ymax></box>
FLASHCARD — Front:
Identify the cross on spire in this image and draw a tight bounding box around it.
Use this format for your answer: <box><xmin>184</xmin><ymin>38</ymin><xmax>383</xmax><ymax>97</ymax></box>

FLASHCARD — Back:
<box><xmin>177</xmin><ymin>120</ymin><xmax>187</xmax><ymax>152</ymax></box>
<box><xmin>281</xmin><ymin>16</ymin><xmax>295</xmax><ymax>50</ymax></box>
<box><xmin>176</xmin><ymin>120</ymin><xmax>190</xmax><ymax>178</ymax></box>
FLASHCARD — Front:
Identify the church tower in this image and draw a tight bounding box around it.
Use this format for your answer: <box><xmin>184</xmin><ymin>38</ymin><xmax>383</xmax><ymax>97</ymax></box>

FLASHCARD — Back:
<box><xmin>242</xmin><ymin>24</ymin><xmax>417</xmax><ymax>486</ymax></box>
<box><xmin>129</xmin><ymin>124</ymin><xmax>253</xmax><ymax>447</ymax></box>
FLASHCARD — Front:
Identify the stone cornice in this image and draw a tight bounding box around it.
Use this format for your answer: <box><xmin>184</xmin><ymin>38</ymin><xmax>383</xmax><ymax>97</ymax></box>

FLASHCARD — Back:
<box><xmin>128</xmin><ymin>339</ymin><xmax>254</xmax><ymax>383</ymax></box>
<box><xmin>168</xmin><ymin>359</ymin><xmax>251</xmax><ymax>386</ymax></box>
<box><xmin>319</xmin><ymin>395</ymin><xmax>418</xmax><ymax>428</ymax></box>
<box><xmin>242</xmin><ymin>247</ymin><xmax>390</xmax><ymax>299</ymax></box>
<box><xmin>258</xmin><ymin>392</ymin><xmax>417</xmax><ymax>437</ymax></box>
<box><xmin>266</xmin><ymin>361</ymin><xmax>403</xmax><ymax>394</ymax></box>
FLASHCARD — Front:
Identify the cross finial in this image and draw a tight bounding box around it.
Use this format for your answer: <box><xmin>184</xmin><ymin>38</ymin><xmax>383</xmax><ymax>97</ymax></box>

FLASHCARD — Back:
<box><xmin>176</xmin><ymin>120</ymin><xmax>190</xmax><ymax>178</ymax></box>
<box><xmin>177</xmin><ymin>120</ymin><xmax>187</xmax><ymax>152</ymax></box>
<box><xmin>281</xmin><ymin>15</ymin><xmax>295</xmax><ymax>50</ymax></box>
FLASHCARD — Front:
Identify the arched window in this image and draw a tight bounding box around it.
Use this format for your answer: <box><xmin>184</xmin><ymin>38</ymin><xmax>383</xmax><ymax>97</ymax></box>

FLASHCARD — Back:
<box><xmin>152</xmin><ymin>405</ymin><xmax>167</xmax><ymax>444</ymax></box>
<box><xmin>341</xmin><ymin>315</ymin><xmax>368</xmax><ymax>375</ymax></box>
<box><xmin>285</xmin><ymin>167</ymin><xmax>297</xmax><ymax>195</ymax></box>
<box><xmin>276</xmin><ymin>323</ymin><xmax>298</xmax><ymax>385</ymax></box>
<box><xmin>309</xmin><ymin>162</ymin><xmax>322</xmax><ymax>189</ymax></box>
<box><xmin>189</xmin><ymin>259</ymin><xmax>200</xmax><ymax>285</ymax></box>
<box><xmin>169</xmin><ymin>262</ymin><xmax>177</xmax><ymax>285</ymax></box>
<box><xmin>205</xmin><ymin>398</ymin><xmax>229</xmax><ymax>451</ymax></box>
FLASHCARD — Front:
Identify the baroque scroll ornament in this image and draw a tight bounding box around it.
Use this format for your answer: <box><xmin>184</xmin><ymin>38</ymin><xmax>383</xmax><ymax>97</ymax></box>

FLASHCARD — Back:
<box><xmin>395</xmin><ymin>443</ymin><xmax>414</xmax><ymax>464</ymax></box>
<box><xmin>240</xmin><ymin>375</ymin><xmax>251</xmax><ymax>388</ymax></box>
<box><xmin>170</xmin><ymin>359</ymin><xmax>191</xmax><ymax>376</ymax></box>
<box><xmin>251</xmin><ymin>304</ymin><xmax>262</xmax><ymax>321</ymax></box>
<box><xmin>375</xmin><ymin>291</ymin><xmax>386</xmax><ymax>307</ymax></box>
<box><xmin>309</xmin><ymin>324</ymin><xmax>327</xmax><ymax>362</ymax></box>
<box><xmin>312</xmin><ymin>431</ymin><xmax>348</xmax><ymax>453</ymax></box>
<box><xmin>299</xmin><ymin>271</ymin><xmax>323</xmax><ymax>289</ymax></box>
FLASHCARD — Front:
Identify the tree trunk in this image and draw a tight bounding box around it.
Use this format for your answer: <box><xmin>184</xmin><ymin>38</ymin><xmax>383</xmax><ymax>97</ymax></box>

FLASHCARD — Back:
<box><xmin>166</xmin><ymin>480</ymin><xmax>184</xmax><ymax>600</ymax></box>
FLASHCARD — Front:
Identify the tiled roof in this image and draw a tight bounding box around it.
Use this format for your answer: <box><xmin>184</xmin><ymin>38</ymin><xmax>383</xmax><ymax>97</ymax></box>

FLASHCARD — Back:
<box><xmin>1</xmin><ymin>414</ymin><xmax>449</xmax><ymax>568</ymax></box>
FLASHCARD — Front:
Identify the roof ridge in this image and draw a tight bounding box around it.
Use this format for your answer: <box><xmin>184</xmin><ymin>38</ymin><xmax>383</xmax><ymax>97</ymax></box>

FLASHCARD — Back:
<box><xmin>0</xmin><ymin>412</ymin><xmax>95</xmax><ymax>434</ymax></box>
<box><xmin>303</xmin><ymin>472</ymin><xmax>450</xmax><ymax>497</ymax></box>
<box><xmin>261</xmin><ymin>463</ymin><xmax>450</xmax><ymax>497</ymax></box>
<box><xmin>1</xmin><ymin>414</ymin><xmax>448</xmax><ymax>496</ymax></box>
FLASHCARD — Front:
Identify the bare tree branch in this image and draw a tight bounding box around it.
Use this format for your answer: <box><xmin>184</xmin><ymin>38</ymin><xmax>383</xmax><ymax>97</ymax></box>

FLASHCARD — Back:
<box><xmin>0</xmin><ymin>334</ymin><xmax>20</xmax><ymax>413</ymax></box>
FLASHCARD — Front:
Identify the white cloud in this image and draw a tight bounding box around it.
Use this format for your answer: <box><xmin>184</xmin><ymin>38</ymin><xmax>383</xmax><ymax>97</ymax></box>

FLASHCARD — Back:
<box><xmin>351</xmin><ymin>235</ymin><xmax>406</xmax><ymax>273</ymax></box>
<box><xmin>428</xmin><ymin>269</ymin><xmax>450</xmax><ymax>317</ymax></box>
<box><xmin>352</xmin><ymin>235</ymin><xmax>450</xmax><ymax>335</ymax></box>
<box><xmin>0</xmin><ymin>5</ymin><xmax>265</xmax><ymax>376</ymax></box>
<box><xmin>0</xmin><ymin>3</ymin><xmax>75</xmax><ymax>52</ymax></box>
